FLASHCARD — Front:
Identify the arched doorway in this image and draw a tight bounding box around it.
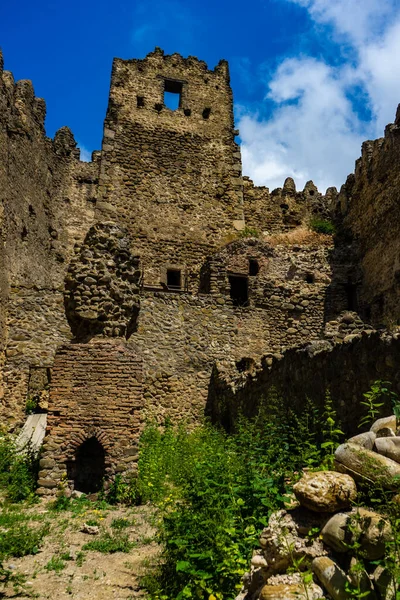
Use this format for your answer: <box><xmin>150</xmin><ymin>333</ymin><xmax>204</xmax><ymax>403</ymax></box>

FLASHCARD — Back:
<box><xmin>72</xmin><ymin>437</ymin><xmax>106</xmax><ymax>493</ymax></box>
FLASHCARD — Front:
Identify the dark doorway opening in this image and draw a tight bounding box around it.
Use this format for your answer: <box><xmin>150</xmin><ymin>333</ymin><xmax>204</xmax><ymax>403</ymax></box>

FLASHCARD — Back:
<box><xmin>345</xmin><ymin>282</ymin><xmax>358</xmax><ymax>311</ymax></box>
<box><xmin>167</xmin><ymin>269</ymin><xmax>181</xmax><ymax>289</ymax></box>
<box><xmin>249</xmin><ymin>259</ymin><xmax>259</xmax><ymax>276</ymax></box>
<box><xmin>229</xmin><ymin>275</ymin><xmax>248</xmax><ymax>306</ymax></box>
<box><xmin>71</xmin><ymin>437</ymin><xmax>105</xmax><ymax>494</ymax></box>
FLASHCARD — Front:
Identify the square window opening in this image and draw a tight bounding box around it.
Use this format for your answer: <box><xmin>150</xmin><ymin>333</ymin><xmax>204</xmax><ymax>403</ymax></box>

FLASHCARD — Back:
<box><xmin>167</xmin><ymin>269</ymin><xmax>181</xmax><ymax>289</ymax></box>
<box><xmin>137</xmin><ymin>96</ymin><xmax>145</xmax><ymax>108</ymax></box>
<box><xmin>164</xmin><ymin>79</ymin><xmax>183</xmax><ymax>111</ymax></box>
<box><xmin>229</xmin><ymin>275</ymin><xmax>248</xmax><ymax>307</ymax></box>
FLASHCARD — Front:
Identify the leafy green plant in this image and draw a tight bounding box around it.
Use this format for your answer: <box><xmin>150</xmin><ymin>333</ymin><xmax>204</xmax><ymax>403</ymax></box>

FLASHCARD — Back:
<box><xmin>111</xmin><ymin>517</ymin><xmax>131</xmax><ymax>530</ymax></box>
<box><xmin>25</xmin><ymin>394</ymin><xmax>39</xmax><ymax>415</ymax></box>
<box><xmin>309</xmin><ymin>218</ymin><xmax>336</xmax><ymax>235</ymax></box>
<box><xmin>136</xmin><ymin>396</ymin><xmax>334</xmax><ymax>600</ymax></box>
<box><xmin>0</xmin><ymin>524</ymin><xmax>47</xmax><ymax>560</ymax></box>
<box><xmin>320</xmin><ymin>390</ymin><xmax>344</xmax><ymax>467</ymax></box>
<box><xmin>0</xmin><ymin>434</ymin><xmax>38</xmax><ymax>502</ymax></box>
<box><xmin>359</xmin><ymin>380</ymin><xmax>395</xmax><ymax>429</ymax></box>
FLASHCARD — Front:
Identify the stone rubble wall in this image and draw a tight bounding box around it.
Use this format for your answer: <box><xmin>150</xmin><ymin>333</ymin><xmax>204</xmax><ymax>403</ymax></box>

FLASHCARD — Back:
<box><xmin>209</xmin><ymin>322</ymin><xmax>400</xmax><ymax>434</ymax></box>
<box><xmin>127</xmin><ymin>239</ymin><xmax>333</xmax><ymax>423</ymax></box>
<box><xmin>0</xmin><ymin>51</ymin><xmax>99</xmax><ymax>424</ymax></box>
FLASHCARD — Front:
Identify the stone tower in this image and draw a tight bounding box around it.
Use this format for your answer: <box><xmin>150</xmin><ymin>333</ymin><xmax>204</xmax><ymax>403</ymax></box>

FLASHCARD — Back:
<box><xmin>97</xmin><ymin>47</ymin><xmax>244</xmax><ymax>290</ymax></box>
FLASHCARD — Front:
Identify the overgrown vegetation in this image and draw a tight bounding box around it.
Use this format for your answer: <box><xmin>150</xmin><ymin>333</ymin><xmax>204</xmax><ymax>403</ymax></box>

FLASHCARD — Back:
<box><xmin>1</xmin><ymin>382</ymin><xmax>400</xmax><ymax>599</ymax></box>
<box><xmin>309</xmin><ymin>217</ymin><xmax>336</xmax><ymax>235</ymax></box>
<box><xmin>107</xmin><ymin>392</ymin><xmax>345</xmax><ymax>600</ymax></box>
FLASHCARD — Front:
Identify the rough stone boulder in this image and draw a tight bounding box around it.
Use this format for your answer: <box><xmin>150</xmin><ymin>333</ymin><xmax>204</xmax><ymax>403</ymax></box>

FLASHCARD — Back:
<box><xmin>370</xmin><ymin>415</ymin><xmax>397</xmax><ymax>436</ymax></box>
<box><xmin>321</xmin><ymin>507</ymin><xmax>392</xmax><ymax>559</ymax></box>
<box><xmin>348</xmin><ymin>431</ymin><xmax>376</xmax><ymax>450</ymax></box>
<box><xmin>293</xmin><ymin>471</ymin><xmax>357</xmax><ymax>512</ymax></box>
<box><xmin>259</xmin><ymin>581</ymin><xmax>324</xmax><ymax>599</ymax></box>
<box><xmin>335</xmin><ymin>442</ymin><xmax>400</xmax><ymax>490</ymax></box>
<box><xmin>259</xmin><ymin>509</ymin><xmax>328</xmax><ymax>575</ymax></box>
<box><xmin>375</xmin><ymin>437</ymin><xmax>400</xmax><ymax>463</ymax></box>
<box><xmin>312</xmin><ymin>556</ymin><xmax>351</xmax><ymax>600</ymax></box>
<box><xmin>373</xmin><ymin>565</ymin><xmax>396</xmax><ymax>600</ymax></box>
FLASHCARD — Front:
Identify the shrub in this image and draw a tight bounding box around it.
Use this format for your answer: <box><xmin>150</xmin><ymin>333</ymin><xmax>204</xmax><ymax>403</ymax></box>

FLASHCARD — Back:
<box><xmin>0</xmin><ymin>434</ymin><xmax>38</xmax><ymax>502</ymax></box>
<box><xmin>309</xmin><ymin>218</ymin><xmax>336</xmax><ymax>235</ymax></box>
<box><xmin>0</xmin><ymin>524</ymin><xmax>46</xmax><ymax>560</ymax></box>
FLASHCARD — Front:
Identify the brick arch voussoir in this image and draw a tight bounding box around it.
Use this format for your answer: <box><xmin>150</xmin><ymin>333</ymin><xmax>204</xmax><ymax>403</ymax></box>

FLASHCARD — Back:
<box><xmin>68</xmin><ymin>427</ymin><xmax>113</xmax><ymax>455</ymax></box>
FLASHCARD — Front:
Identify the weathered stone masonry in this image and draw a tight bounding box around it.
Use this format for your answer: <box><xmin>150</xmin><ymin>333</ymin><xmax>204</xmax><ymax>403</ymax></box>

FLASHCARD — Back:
<box><xmin>1</xmin><ymin>46</ymin><xmax>400</xmax><ymax>493</ymax></box>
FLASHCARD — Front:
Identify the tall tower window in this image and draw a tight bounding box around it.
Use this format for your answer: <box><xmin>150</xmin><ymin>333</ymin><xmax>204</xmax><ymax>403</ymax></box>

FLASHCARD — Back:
<box><xmin>164</xmin><ymin>79</ymin><xmax>183</xmax><ymax>111</ymax></box>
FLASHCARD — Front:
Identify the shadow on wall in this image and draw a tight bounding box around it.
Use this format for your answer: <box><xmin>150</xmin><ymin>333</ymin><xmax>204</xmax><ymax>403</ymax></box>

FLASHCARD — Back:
<box><xmin>206</xmin><ymin>332</ymin><xmax>400</xmax><ymax>435</ymax></box>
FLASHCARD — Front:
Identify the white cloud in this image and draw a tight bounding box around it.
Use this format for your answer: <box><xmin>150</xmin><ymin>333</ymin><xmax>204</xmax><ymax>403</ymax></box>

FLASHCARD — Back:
<box><xmin>78</xmin><ymin>144</ymin><xmax>91</xmax><ymax>163</ymax></box>
<box><xmin>239</xmin><ymin>0</ymin><xmax>400</xmax><ymax>192</ymax></box>
<box><xmin>290</xmin><ymin>0</ymin><xmax>395</xmax><ymax>45</ymax></box>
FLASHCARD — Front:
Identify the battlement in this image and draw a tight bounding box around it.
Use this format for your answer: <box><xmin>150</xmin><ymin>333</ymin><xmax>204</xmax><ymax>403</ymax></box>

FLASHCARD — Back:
<box><xmin>105</xmin><ymin>47</ymin><xmax>234</xmax><ymax>137</ymax></box>
<box><xmin>119</xmin><ymin>47</ymin><xmax>230</xmax><ymax>78</ymax></box>
<box><xmin>0</xmin><ymin>66</ymin><xmax>46</xmax><ymax>133</ymax></box>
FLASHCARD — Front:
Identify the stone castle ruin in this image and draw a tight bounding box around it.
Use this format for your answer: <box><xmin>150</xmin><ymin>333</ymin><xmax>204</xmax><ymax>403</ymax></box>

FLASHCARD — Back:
<box><xmin>1</xmin><ymin>47</ymin><xmax>400</xmax><ymax>495</ymax></box>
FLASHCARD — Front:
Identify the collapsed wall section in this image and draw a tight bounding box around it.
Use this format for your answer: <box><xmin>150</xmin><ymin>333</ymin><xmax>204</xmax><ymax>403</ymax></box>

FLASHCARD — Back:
<box><xmin>243</xmin><ymin>176</ymin><xmax>335</xmax><ymax>235</ymax></box>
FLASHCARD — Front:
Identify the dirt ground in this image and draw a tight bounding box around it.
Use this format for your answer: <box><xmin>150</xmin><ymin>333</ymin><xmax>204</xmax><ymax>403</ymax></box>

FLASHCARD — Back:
<box><xmin>0</xmin><ymin>498</ymin><xmax>160</xmax><ymax>600</ymax></box>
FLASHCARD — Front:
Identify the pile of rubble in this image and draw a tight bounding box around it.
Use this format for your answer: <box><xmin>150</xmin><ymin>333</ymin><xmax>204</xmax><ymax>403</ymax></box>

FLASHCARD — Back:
<box><xmin>237</xmin><ymin>415</ymin><xmax>400</xmax><ymax>599</ymax></box>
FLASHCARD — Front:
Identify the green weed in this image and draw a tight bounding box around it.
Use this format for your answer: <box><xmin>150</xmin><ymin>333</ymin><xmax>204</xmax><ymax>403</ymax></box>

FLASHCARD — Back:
<box><xmin>0</xmin><ymin>524</ymin><xmax>47</xmax><ymax>560</ymax></box>
<box><xmin>309</xmin><ymin>218</ymin><xmax>336</xmax><ymax>235</ymax></box>
<box><xmin>111</xmin><ymin>517</ymin><xmax>131</xmax><ymax>530</ymax></box>
<box><xmin>82</xmin><ymin>532</ymin><xmax>135</xmax><ymax>554</ymax></box>
<box><xmin>45</xmin><ymin>555</ymin><xmax>66</xmax><ymax>573</ymax></box>
<box><xmin>136</xmin><ymin>394</ymin><xmax>340</xmax><ymax>600</ymax></box>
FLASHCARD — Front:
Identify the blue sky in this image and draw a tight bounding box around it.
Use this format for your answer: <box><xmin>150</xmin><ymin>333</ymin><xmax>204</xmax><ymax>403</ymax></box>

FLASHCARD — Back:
<box><xmin>2</xmin><ymin>0</ymin><xmax>400</xmax><ymax>191</ymax></box>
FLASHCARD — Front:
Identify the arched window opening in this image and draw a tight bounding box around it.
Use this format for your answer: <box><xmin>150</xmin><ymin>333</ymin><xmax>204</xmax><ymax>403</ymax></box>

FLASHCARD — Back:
<box><xmin>69</xmin><ymin>437</ymin><xmax>105</xmax><ymax>494</ymax></box>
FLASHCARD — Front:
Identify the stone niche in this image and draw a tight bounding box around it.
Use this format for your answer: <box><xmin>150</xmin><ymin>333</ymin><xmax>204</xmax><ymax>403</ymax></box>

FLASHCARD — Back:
<box><xmin>37</xmin><ymin>339</ymin><xmax>143</xmax><ymax>496</ymax></box>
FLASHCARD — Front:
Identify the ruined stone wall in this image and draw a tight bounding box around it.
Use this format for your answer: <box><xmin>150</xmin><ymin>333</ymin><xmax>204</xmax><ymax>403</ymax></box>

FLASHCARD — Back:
<box><xmin>128</xmin><ymin>240</ymin><xmax>333</xmax><ymax>422</ymax></box>
<box><xmin>337</xmin><ymin>106</ymin><xmax>400</xmax><ymax>325</ymax></box>
<box><xmin>0</xmin><ymin>52</ymin><xmax>98</xmax><ymax>424</ymax></box>
<box><xmin>37</xmin><ymin>340</ymin><xmax>143</xmax><ymax>495</ymax></box>
<box><xmin>243</xmin><ymin>176</ymin><xmax>334</xmax><ymax>235</ymax></box>
<box><xmin>208</xmin><ymin>328</ymin><xmax>400</xmax><ymax>435</ymax></box>
<box><xmin>97</xmin><ymin>48</ymin><xmax>244</xmax><ymax>289</ymax></box>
